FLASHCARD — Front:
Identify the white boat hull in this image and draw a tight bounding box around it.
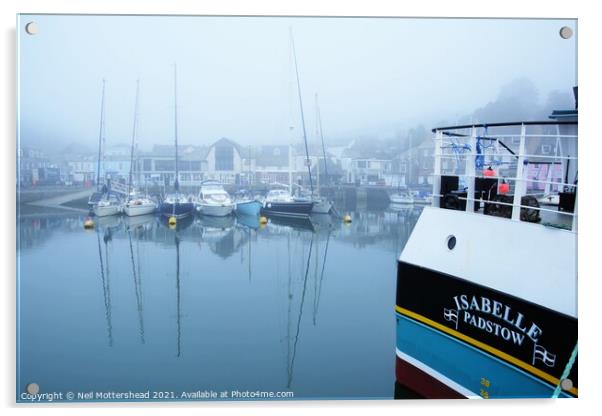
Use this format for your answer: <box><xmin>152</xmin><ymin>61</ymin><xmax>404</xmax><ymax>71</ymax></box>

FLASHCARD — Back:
<box><xmin>124</xmin><ymin>203</ymin><xmax>156</xmax><ymax>217</ymax></box>
<box><xmin>93</xmin><ymin>204</ymin><xmax>121</xmax><ymax>217</ymax></box>
<box><xmin>413</xmin><ymin>197</ymin><xmax>433</xmax><ymax>205</ymax></box>
<box><xmin>312</xmin><ymin>199</ymin><xmax>332</xmax><ymax>214</ymax></box>
<box><xmin>198</xmin><ymin>203</ymin><xmax>235</xmax><ymax>217</ymax></box>
<box><xmin>391</xmin><ymin>196</ymin><xmax>414</xmax><ymax>204</ymax></box>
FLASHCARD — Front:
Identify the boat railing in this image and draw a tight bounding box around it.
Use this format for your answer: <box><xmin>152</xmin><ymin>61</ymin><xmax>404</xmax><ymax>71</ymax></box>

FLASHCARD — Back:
<box><xmin>430</xmin><ymin>121</ymin><xmax>578</xmax><ymax>232</ymax></box>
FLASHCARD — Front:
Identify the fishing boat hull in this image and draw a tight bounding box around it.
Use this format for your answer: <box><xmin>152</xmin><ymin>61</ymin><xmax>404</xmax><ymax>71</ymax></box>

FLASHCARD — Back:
<box><xmin>93</xmin><ymin>204</ymin><xmax>121</xmax><ymax>217</ymax></box>
<box><xmin>395</xmin><ymin>208</ymin><xmax>577</xmax><ymax>399</ymax></box>
<box><xmin>159</xmin><ymin>202</ymin><xmax>195</xmax><ymax>218</ymax></box>
<box><xmin>197</xmin><ymin>203</ymin><xmax>235</xmax><ymax>217</ymax></box>
<box><xmin>124</xmin><ymin>202</ymin><xmax>156</xmax><ymax>217</ymax></box>
<box><xmin>235</xmin><ymin>200</ymin><xmax>262</xmax><ymax>216</ymax></box>
<box><xmin>261</xmin><ymin>201</ymin><xmax>314</xmax><ymax>219</ymax></box>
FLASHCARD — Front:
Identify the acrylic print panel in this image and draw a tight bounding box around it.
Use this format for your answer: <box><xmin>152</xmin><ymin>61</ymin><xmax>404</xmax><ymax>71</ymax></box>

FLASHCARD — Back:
<box><xmin>16</xmin><ymin>14</ymin><xmax>577</xmax><ymax>402</ymax></box>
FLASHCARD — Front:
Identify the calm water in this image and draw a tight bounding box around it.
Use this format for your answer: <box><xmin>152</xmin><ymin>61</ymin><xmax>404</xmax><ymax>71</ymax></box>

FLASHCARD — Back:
<box><xmin>17</xmin><ymin>205</ymin><xmax>422</xmax><ymax>402</ymax></box>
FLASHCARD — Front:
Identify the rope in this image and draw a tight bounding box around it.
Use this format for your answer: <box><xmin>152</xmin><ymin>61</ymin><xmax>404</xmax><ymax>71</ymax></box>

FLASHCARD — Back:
<box><xmin>552</xmin><ymin>342</ymin><xmax>578</xmax><ymax>398</ymax></box>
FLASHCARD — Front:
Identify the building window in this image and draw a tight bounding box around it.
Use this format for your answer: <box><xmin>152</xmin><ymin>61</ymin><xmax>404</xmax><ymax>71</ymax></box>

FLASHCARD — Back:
<box><xmin>357</xmin><ymin>160</ymin><xmax>367</xmax><ymax>168</ymax></box>
<box><xmin>215</xmin><ymin>145</ymin><xmax>234</xmax><ymax>171</ymax></box>
<box><xmin>541</xmin><ymin>145</ymin><xmax>551</xmax><ymax>154</ymax></box>
<box><xmin>180</xmin><ymin>160</ymin><xmax>202</xmax><ymax>171</ymax></box>
<box><xmin>155</xmin><ymin>160</ymin><xmax>175</xmax><ymax>171</ymax></box>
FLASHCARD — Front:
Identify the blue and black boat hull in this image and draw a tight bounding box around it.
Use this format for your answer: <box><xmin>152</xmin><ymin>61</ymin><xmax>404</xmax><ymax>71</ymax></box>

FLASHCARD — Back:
<box><xmin>159</xmin><ymin>202</ymin><xmax>196</xmax><ymax>219</ymax></box>
<box><xmin>395</xmin><ymin>261</ymin><xmax>578</xmax><ymax>399</ymax></box>
<box><xmin>260</xmin><ymin>201</ymin><xmax>313</xmax><ymax>219</ymax></box>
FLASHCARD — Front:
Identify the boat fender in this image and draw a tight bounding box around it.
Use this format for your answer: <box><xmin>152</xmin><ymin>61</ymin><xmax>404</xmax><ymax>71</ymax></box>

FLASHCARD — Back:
<box><xmin>343</xmin><ymin>214</ymin><xmax>352</xmax><ymax>223</ymax></box>
<box><xmin>168</xmin><ymin>216</ymin><xmax>177</xmax><ymax>227</ymax></box>
<box><xmin>499</xmin><ymin>181</ymin><xmax>510</xmax><ymax>194</ymax></box>
<box><xmin>483</xmin><ymin>167</ymin><xmax>496</xmax><ymax>177</ymax></box>
<box><xmin>259</xmin><ymin>216</ymin><xmax>268</xmax><ymax>225</ymax></box>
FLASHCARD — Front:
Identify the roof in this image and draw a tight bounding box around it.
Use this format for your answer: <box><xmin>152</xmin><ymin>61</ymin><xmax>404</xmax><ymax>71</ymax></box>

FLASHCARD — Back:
<box><xmin>549</xmin><ymin>110</ymin><xmax>578</xmax><ymax>121</ymax></box>
<box><xmin>141</xmin><ymin>144</ymin><xmax>208</xmax><ymax>159</ymax></box>
<box><xmin>209</xmin><ymin>137</ymin><xmax>245</xmax><ymax>156</ymax></box>
<box><xmin>255</xmin><ymin>145</ymin><xmax>290</xmax><ymax>167</ymax></box>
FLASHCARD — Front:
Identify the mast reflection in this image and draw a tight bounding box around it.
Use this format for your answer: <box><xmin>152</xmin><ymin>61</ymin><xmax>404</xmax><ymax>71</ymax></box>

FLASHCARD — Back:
<box><xmin>96</xmin><ymin>227</ymin><xmax>113</xmax><ymax>347</ymax></box>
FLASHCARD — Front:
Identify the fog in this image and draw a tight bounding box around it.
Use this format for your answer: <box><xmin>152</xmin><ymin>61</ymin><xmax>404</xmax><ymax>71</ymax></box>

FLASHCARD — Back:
<box><xmin>18</xmin><ymin>15</ymin><xmax>576</xmax><ymax>154</ymax></box>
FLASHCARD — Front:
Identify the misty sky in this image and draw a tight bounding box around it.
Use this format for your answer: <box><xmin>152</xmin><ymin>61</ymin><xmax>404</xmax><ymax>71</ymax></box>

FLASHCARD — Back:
<box><xmin>18</xmin><ymin>15</ymin><xmax>576</xmax><ymax>151</ymax></box>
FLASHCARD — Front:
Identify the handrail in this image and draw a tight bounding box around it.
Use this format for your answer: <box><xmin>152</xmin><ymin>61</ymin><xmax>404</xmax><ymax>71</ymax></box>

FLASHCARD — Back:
<box><xmin>432</xmin><ymin>120</ymin><xmax>577</xmax><ymax>133</ymax></box>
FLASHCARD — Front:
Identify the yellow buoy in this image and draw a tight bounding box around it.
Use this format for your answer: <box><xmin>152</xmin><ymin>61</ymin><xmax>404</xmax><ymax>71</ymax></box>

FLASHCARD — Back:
<box><xmin>259</xmin><ymin>216</ymin><xmax>268</xmax><ymax>225</ymax></box>
<box><xmin>83</xmin><ymin>217</ymin><xmax>94</xmax><ymax>229</ymax></box>
<box><xmin>343</xmin><ymin>214</ymin><xmax>352</xmax><ymax>223</ymax></box>
<box><xmin>168</xmin><ymin>216</ymin><xmax>177</xmax><ymax>227</ymax></box>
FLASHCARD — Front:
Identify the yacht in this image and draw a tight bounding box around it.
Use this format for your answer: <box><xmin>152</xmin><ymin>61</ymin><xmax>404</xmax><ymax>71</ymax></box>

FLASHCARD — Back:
<box><xmin>261</xmin><ymin>189</ymin><xmax>313</xmax><ymax>219</ymax></box>
<box><xmin>123</xmin><ymin>80</ymin><xmax>157</xmax><ymax>217</ymax></box>
<box><xmin>124</xmin><ymin>192</ymin><xmax>156</xmax><ymax>217</ymax></box>
<box><xmin>93</xmin><ymin>193</ymin><xmax>122</xmax><ymax>217</ymax></box>
<box><xmin>196</xmin><ymin>181</ymin><xmax>235</xmax><ymax>217</ymax></box>
<box><xmin>158</xmin><ymin>65</ymin><xmax>195</xmax><ymax>220</ymax></box>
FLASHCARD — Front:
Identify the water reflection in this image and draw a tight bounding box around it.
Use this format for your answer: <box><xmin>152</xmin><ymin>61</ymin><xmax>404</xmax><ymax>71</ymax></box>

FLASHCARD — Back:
<box><xmin>17</xmin><ymin>205</ymin><xmax>423</xmax><ymax>399</ymax></box>
<box><xmin>96</xmin><ymin>227</ymin><xmax>113</xmax><ymax>347</ymax></box>
<box><xmin>126</xmin><ymin>221</ymin><xmax>146</xmax><ymax>345</ymax></box>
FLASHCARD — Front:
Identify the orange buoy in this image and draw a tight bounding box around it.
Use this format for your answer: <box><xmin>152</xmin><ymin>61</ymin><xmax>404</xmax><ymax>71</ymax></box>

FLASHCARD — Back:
<box><xmin>499</xmin><ymin>182</ymin><xmax>510</xmax><ymax>194</ymax></box>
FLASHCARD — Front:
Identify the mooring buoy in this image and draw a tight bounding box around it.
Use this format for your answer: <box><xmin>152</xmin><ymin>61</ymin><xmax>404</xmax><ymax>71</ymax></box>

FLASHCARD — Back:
<box><xmin>83</xmin><ymin>217</ymin><xmax>94</xmax><ymax>229</ymax></box>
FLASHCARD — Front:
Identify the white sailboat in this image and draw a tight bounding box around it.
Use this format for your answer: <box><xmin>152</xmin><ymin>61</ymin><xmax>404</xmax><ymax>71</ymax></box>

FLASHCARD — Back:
<box><xmin>289</xmin><ymin>30</ymin><xmax>331</xmax><ymax>215</ymax></box>
<box><xmin>123</xmin><ymin>80</ymin><xmax>156</xmax><ymax>217</ymax></box>
<box><xmin>92</xmin><ymin>79</ymin><xmax>122</xmax><ymax>217</ymax></box>
<box><xmin>311</xmin><ymin>93</ymin><xmax>333</xmax><ymax>214</ymax></box>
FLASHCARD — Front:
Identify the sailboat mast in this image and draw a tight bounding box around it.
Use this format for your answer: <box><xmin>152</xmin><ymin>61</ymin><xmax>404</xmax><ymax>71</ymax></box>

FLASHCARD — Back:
<box><xmin>128</xmin><ymin>79</ymin><xmax>140</xmax><ymax>198</ymax></box>
<box><xmin>96</xmin><ymin>79</ymin><xmax>106</xmax><ymax>190</ymax></box>
<box><xmin>315</xmin><ymin>93</ymin><xmax>330</xmax><ymax>188</ymax></box>
<box><xmin>289</xmin><ymin>29</ymin><xmax>314</xmax><ymax>196</ymax></box>
<box><xmin>173</xmin><ymin>64</ymin><xmax>180</xmax><ymax>192</ymax></box>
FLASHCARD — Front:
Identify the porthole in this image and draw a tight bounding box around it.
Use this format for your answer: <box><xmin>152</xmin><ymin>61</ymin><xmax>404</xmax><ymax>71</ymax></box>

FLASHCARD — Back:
<box><xmin>446</xmin><ymin>235</ymin><xmax>457</xmax><ymax>250</ymax></box>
